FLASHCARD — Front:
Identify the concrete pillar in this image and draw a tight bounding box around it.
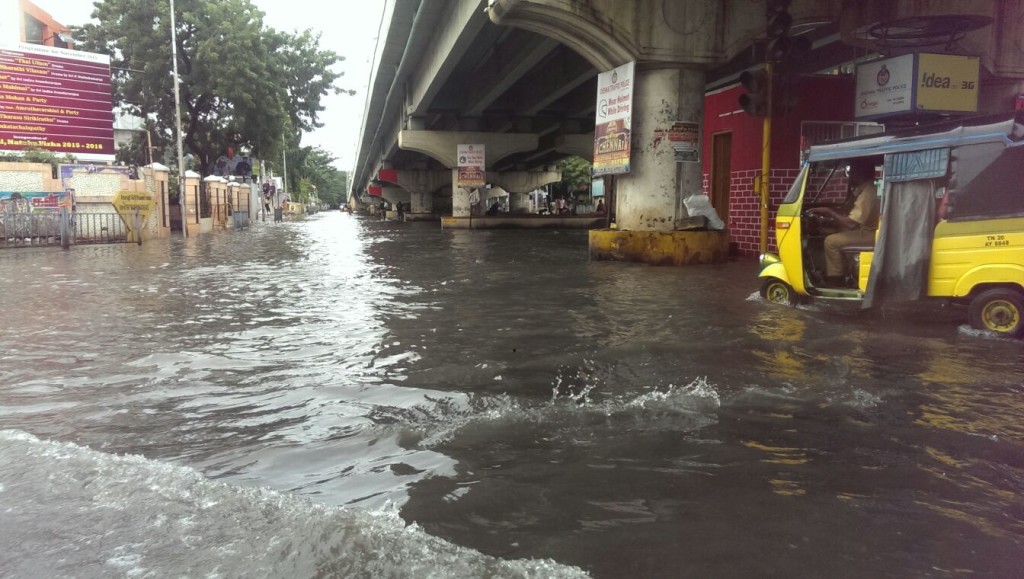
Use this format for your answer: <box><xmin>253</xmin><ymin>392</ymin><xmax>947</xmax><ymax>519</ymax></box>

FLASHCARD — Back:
<box><xmin>509</xmin><ymin>192</ymin><xmax>530</xmax><ymax>214</ymax></box>
<box><xmin>615</xmin><ymin>65</ymin><xmax>704</xmax><ymax>232</ymax></box>
<box><xmin>589</xmin><ymin>65</ymin><xmax>727</xmax><ymax>264</ymax></box>
<box><xmin>451</xmin><ymin>169</ymin><xmax>471</xmax><ymax>218</ymax></box>
<box><xmin>183</xmin><ymin>171</ymin><xmax>201</xmax><ymax>237</ymax></box>
<box><xmin>204</xmin><ymin>176</ymin><xmax>228</xmax><ymax>227</ymax></box>
<box><xmin>380</xmin><ymin>186</ymin><xmax>410</xmax><ymax>206</ymax></box>
<box><xmin>227</xmin><ymin>182</ymin><xmax>249</xmax><ymax>228</ymax></box>
<box><xmin>410</xmin><ymin>190</ymin><xmax>433</xmax><ymax>214</ymax></box>
<box><xmin>145</xmin><ymin>163</ymin><xmax>170</xmax><ymax>238</ymax></box>
<box><xmin>384</xmin><ymin>169</ymin><xmax>446</xmax><ymax>221</ymax></box>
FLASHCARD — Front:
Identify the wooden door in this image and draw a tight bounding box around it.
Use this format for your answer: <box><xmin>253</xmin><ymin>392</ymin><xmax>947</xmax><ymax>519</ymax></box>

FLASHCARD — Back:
<box><xmin>710</xmin><ymin>132</ymin><xmax>732</xmax><ymax>224</ymax></box>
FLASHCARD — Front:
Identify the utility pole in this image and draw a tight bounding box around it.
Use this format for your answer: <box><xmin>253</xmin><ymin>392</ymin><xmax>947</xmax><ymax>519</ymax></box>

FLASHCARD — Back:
<box><xmin>282</xmin><ymin>138</ymin><xmax>288</xmax><ymax>207</ymax></box>
<box><xmin>170</xmin><ymin>0</ymin><xmax>187</xmax><ymax>238</ymax></box>
<box><xmin>760</xmin><ymin>61</ymin><xmax>773</xmax><ymax>254</ymax></box>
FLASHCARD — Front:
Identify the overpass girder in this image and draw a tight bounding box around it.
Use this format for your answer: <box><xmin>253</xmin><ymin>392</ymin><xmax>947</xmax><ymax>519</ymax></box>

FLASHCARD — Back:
<box><xmin>486</xmin><ymin>170</ymin><xmax>561</xmax><ymax>193</ymax></box>
<box><xmin>398</xmin><ymin>131</ymin><xmax>540</xmax><ymax>168</ymax></box>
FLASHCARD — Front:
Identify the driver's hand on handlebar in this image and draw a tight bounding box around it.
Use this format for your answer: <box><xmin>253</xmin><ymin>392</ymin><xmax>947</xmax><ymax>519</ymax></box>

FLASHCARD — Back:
<box><xmin>808</xmin><ymin>207</ymin><xmax>837</xmax><ymax>218</ymax></box>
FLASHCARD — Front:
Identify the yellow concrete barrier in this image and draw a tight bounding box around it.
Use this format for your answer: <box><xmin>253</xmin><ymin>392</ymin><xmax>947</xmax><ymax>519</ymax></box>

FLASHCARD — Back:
<box><xmin>588</xmin><ymin>229</ymin><xmax>729</xmax><ymax>265</ymax></box>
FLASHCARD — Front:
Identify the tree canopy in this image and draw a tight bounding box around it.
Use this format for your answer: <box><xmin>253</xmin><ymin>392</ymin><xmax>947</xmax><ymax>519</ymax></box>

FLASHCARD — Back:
<box><xmin>557</xmin><ymin>156</ymin><xmax>593</xmax><ymax>193</ymax></box>
<box><xmin>286</xmin><ymin>146</ymin><xmax>348</xmax><ymax>207</ymax></box>
<box><xmin>76</xmin><ymin>0</ymin><xmax>351</xmax><ymax>175</ymax></box>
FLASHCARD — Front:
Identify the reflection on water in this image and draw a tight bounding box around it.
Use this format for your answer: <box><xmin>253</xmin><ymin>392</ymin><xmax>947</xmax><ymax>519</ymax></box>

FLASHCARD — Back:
<box><xmin>1</xmin><ymin>212</ymin><xmax>1023</xmax><ymax>577</ymax></box>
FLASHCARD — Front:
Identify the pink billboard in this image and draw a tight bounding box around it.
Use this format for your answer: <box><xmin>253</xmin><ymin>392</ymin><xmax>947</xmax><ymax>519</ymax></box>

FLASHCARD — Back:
<box><xmin>0</xmin><ymin>44</ymin><xmax>114</xmax><ymax>156</ymax></box>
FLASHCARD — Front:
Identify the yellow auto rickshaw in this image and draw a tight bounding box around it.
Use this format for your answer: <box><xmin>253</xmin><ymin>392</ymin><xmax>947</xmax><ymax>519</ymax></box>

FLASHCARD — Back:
<box><xmin>759</xmin><ymin>111</ymin><xmax>1024</xmax><ymax>337</ymax></box>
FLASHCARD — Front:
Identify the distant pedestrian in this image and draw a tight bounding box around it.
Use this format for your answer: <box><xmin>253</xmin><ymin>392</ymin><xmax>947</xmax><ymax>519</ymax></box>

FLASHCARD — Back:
<box><xmin>396</xmin><ymin>201</ymin><xmax>405</xmax><ymax>221</ymax></box>
<box><xmin>379</xmin><ymin>200</ymin><xmax>387</xmax><ymax>220</ymax></box>
<box><xmin>214</xmin><ymin>144</ymin><xmax>240</xmax><ymax>177</ymax></box>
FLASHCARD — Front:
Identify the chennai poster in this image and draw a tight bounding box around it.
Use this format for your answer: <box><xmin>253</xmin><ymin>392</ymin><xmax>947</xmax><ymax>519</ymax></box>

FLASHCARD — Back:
<box><xmin>593</xmin><ymin>61</ymin><xmax>635</xmax><ymax>176</ymax></box>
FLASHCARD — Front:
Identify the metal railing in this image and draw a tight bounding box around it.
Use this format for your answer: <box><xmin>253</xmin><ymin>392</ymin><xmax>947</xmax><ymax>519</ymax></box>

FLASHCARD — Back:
<box><xmin>72</xmin><ymin>212</ymin><xmax>131</xmax><ymax>245</ymax></box>
<box><xmin>199</xmin><ymin>181</ymin><xmax>212</xmax><ymax>218</ymax></box>
<box><xmin>0</xmin><ymin>212</ymin><xmax>65</xmax><ymax>247</ymax></box>
<box><xmin>1</xmin><ymin>211</ymin><xmax>135</xmax><ymax>248</ymax></box>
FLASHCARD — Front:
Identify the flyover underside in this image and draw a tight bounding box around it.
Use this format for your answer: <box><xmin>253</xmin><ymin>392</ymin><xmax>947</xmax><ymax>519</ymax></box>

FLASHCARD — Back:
<box><xmin>354</xmin><ymin>0</ymin><xmax>1024</xmax><ymax>263</ymax></box>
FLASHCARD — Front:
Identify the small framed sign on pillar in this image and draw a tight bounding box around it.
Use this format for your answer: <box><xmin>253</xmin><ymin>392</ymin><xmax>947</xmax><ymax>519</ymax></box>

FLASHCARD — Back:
<box><xmin>456</xmin><ymin>144</ymin><xmax>486</xmax><ymax>187</ymax></box>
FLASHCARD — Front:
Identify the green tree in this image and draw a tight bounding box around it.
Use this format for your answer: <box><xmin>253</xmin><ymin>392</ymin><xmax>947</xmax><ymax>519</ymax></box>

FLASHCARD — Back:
<box><xmin>0</xmin><ymin>148</ymin><xmax>77</xmax><ymax>174</ymax></box>
<box><xmin>76</xmin><ymin>0</ymin><xmax>351</xmax><ymax>175</ymax></box>
<box><xmin>283</xmin><ymin>146</ymin><xmax>349</xmax><ymax>207</ymax></box>
<box><xmin>556</xmin><ymin>155</ymin><xmax>592</xmax><ymax>196</ymax></box>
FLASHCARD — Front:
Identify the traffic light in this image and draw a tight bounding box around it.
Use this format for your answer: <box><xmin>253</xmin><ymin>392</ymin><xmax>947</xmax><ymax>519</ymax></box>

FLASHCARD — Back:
<box><xmin>766</xmin><ymin>0</ymin><xmax>791</xmax><ymax>61</ymax></box>
<box><xmin>766</xmin><ymin>0</ymin><xmax>792</xmax><ymax>40</ymax></box>
<box><xmin>764</xmin><ymin>0</ymin><xmax>811</xmax><ymax>62</ymax></box>
<box><xmin>739</xmin><ymin>68</ymin><xmax>769</xmax><ymax>117</ymax></box>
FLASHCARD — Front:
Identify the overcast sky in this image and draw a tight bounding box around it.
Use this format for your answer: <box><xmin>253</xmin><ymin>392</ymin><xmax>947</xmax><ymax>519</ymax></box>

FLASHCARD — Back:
<box><xmin>32</xmin><ymin>0</ymin><xmax>386</xmax><ymax>171</ymax></box>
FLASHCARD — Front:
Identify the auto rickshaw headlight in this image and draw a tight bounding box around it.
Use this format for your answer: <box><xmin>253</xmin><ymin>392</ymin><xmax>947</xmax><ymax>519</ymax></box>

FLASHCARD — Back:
<box><xmin>759</xmin><ymin>253</ymin><xmax>780</xmax><ymax>268</ymax></box>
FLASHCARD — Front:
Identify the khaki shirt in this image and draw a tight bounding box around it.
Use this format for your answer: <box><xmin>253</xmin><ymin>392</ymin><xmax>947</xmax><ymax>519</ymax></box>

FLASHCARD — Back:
<box><xmin>848</xmin><ymin>182</ymin><xmax>880</xmax><ymax>229</ymax></box>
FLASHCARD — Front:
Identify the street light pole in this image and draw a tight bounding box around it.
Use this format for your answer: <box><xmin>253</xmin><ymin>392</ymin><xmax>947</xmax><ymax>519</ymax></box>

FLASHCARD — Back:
<box><xmin>170</xmin><ymin>0</ymin><xmax>188</xmax><ymax>238</ymax></box>
<box><xmin>282</xmin><ymin>139</ymin><xmax>288</xmax><ymax>207</ymax></box>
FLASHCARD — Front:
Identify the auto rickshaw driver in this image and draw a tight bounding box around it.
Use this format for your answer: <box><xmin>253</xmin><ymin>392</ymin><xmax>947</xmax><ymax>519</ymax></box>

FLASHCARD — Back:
<box><xmin>807</xmin><ymin>160</ymin><xmax>880</xmax><ymax>287</ymax></box>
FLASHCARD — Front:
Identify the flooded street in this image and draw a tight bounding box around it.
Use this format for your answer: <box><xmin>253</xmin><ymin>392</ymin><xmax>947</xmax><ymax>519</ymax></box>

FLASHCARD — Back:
<box><xmin>2</xmin><ymin>211</ymin><xmax>1023</xmax><ymax>578</ymax></box>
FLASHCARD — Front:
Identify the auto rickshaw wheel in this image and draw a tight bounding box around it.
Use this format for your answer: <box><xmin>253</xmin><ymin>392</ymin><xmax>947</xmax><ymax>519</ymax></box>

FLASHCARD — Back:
<box><xmin>760</xmin><ymin>278</ymin><xmax>797</xmax><ymax>306</ymax></box>
<box><xmin>968</xmin><ymin>288</ymin><xmax>1024</xmax><ymax>338</ymax></box>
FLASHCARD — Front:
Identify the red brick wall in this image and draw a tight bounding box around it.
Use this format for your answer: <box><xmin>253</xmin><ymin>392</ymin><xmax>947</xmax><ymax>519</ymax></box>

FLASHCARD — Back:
<box><xmin>714</xmin><ymin>168</ymin><xmax>802</xmax><ymax>256</ymax></box>
<box><xmin>702</xmin><ymin>75</ymin><xmax>856</xmax><ymax>257</ymax></box>
<box><xmin>703</xmin><ymin>86</ymin><xmax>764</xmax><ymax>172</ymax></box>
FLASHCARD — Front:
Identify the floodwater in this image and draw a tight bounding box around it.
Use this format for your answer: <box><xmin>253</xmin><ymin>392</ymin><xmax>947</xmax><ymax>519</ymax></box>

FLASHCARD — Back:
<box><xmin>1</xmin><ymin>212</ymin><xmax>1022</xmax><ymax>578</ymax></box>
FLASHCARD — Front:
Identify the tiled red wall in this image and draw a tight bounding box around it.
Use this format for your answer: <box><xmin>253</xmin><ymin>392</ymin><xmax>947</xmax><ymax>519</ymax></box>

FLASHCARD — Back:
<box><xmin>702</xmin><ymin>75</ymin><xmax>856</xmax><ymax>257</ymax></box>
<box><xmin>706</xmin><ymin>168</ymin><xmax>801</xmax><ymax>256</ymax></box>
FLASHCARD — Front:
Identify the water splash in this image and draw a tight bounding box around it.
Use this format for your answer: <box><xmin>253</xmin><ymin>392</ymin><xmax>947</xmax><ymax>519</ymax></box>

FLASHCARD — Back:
<box><xmin>371</xmin><ymin>377</ymin><xmax>722</xmax><ymax>449</ymax></box>
<box><xmin>625</xmin><ymin>377</ymin><xmax>721</xmax><ymax>413</ymax></box>
<box><xmin>0</xmin><ymin>430</ymin><xmax>589</xmax><ymax>578</ymax></box>
<box><xmin>957</xmin><ymin>324</ymin><xmax>1018</xmax><ymax>342</ymax></box>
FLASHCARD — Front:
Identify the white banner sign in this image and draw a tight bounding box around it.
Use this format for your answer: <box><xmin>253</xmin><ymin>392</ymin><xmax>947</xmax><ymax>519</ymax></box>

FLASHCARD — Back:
<box><xmin>593</xmin><ymin>61</ymin><xmax>635</xmax><ymax>176</ymax></box>
<box><xmin>456</xmin><ymin>143</ymin><xmax>485</xmax><ymax>187</ymax></box>
<box><xmin>855</xmin><ymin>54</ymin><xmax>913</xmax><ymax>119</ymax></box>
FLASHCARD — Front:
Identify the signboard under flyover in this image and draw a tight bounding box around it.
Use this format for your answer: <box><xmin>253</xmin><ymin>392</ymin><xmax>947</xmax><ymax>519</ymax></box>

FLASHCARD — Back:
<box><xmin>456</xmin><ymin>144</ymin><xmax>485</xmax><ymax>187</ymax></box>
<box><xmin>593</xmin><ymin>61</ymin><xmax>634</xmax><ymax>176</ymax></box>
<box><xmin>855</xmin><ymin>53</ymin><xmax>979</xmax><ymax>120</ymax></box>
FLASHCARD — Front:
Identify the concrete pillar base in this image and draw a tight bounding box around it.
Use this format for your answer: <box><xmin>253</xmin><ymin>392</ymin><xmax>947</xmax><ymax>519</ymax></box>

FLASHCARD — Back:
<box><xmin>589</xmin><ymin>229</ymin><xmax>728</xmax><ymax>265</ymax></box>
<box><xmin>509</xmin><ymin>192</ymin><xmax>531</xmax><ymax>214</ymax></box>
<box><xmin>404</xmin><ymin>212</ymin><xmax>436</xmax><ymax>222</ymax></box>
<box><xmin>442</xmin><ymin>215</ymin><xmax>604</xmax><ymax>230</ymax></box>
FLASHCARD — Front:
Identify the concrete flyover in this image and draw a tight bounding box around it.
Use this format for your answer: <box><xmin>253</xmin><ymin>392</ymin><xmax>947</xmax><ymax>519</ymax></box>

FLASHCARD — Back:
<box><xmin>351</xmin><ymin>0</ymin><xmax>1024</xmax><ymax>265</ymax></box>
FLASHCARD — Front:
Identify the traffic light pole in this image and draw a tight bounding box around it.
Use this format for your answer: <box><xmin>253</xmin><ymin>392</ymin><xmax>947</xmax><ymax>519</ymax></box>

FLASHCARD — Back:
<box><xmin>760</xmin><ymin>61</ymin><xmax>774</xmax><ymax>255</ymax></box>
